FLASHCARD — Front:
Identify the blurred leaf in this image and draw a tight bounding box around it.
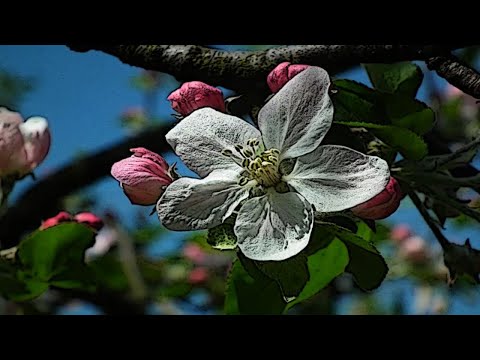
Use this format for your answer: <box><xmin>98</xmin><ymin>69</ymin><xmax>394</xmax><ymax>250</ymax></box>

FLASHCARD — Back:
<box><xmin>0</xmin><ymin>69</ymin><xmax>35</xmax><ymax>110</ymax></box>
<box><xmin>256</xmin><ymin>254</ymin><xmax>309</xmax><ymax>299</ymax></box>
<box><xmin>337</xmin><ymin>121</ymin><xmax>428</xmax><ymax>160</ymax></box>
<box><xmin>17</xmin><ymin>223</ymin><xmax>96</xmax><ymax>284</ymax></box>
<box><xmin>286</xmin><ymin>238</ymin><xmax>349</xmax><ymax>310</ymax></box>
<box><xmin>364</xmin><ymin>62</ymin><xmax>423</xmax><ymax>97</ymax></box>
<box><xmin>49</xmin><ymin>267</ymin><xmax>96</xmax><ymax>291</ymax></box>
<box><xmin>138</xmin><ymin>258</ymin><xmax>165</xmax><ymax>283</ymax></box>
<box><xmin>157</xmin><ymin>283</ymin><xmax>192</xmax><ymax>298</ymax></box>
<box><xmin>224</xmin><ymin>257</ymin><xmax>285</xmax><ymax>315</ymax></box>
<box><xmin>132</xmin><ymin>225</ymin><xmax>167</xmax><ymax>246</ymax></box>
<box><xmin>88</xmin><ymin>254</ymin><xmax>130</xmax><ymax>291</ymax></box>
<box><xmin>0</xmin><ymin>261</ymin><xmax>48</xmax><ymax>302</ymax></box>
<box><xmin>207</xmin><ymin>223</ymin><xmax>237</xmax><ymax>250</ymax></box>
<box><xmin>332</xmin><ymin>225</ymin><xmax>388</xmax><ymax>291</ymax></box>
<box><xmin>458</xmin><ymin>46</ymin><xmax>480</xmax><ymax>66</ymax></box>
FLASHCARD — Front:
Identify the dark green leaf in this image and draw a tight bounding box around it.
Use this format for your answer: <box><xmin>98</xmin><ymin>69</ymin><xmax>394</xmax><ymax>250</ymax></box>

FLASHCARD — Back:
<box><xmin>358</xmin><ymin>221</ymin><xmax>391</xmax><ymax>244</ymax></box>
<box><xmin>49</xmin><ymin>266</ymin><xmax>96</xmax><ymax>291</ymax></box>
<box><xmin>224</xmin><ymin>257</ymin><xmax>285</xmax><ymax>315</ymax></box>
<box><xmin>10</xmin><ymin>270</ymin><xmax>49</xmax><ymax>302</ymax></box>
<box><xmin>364</xmin><ymin>62</ymin><xmax>423</xmax><ymax>97</ymax></box>
<box><xmin>18</xmin><ymin>222</ymin><xmax>96</xmax><ymax>282</ymax></box>
<box><xmin>0</xmin><ymin>70</ymin><xmax>35</xmax><ymax>110</ymax></box>
<box><xmin>391</xmin><ymin>108</ymin><xmax>435</xmax><ymax>135</ymax></box>
<box><xmin>157</xmin><ymin>283</ymin><xmax>192</xmax><ymax>298</ymax></box>
<box><xmin>255</xmin><ymin>254</ymin><xmax>309</xmax><ymax>299</ymax></box>
<box><xmin>207</xmin><ymin>223</ymin><xmax>237</xmax><ymax>250</ymax></box>
<box><xmin>332</xmin><ymin>79</ymin><xmax>385</xmax><ymax>124</ymax></box>
<box><xmin>337</xmin><ymin>121</ymin><xmax>428</xmax><ymax>160</ymax></box>
<box><xmin>384</xmin><ymin>96</ymin><xmax>435</xmax><ymax>135</ymax></box>
<box><xmin>321</xmin><ymin>123</ymin><xmax>367</xmax><ymax>153</ymax></box>
<box><xmin>132</xmin><ymin>225</ymin><xmax>167</xmax><ymax>246</ymax></box>
<box><xmin>286</xmin><ymin>238</ymin><xmax>349</xmax><ymax>310</ymax></box>
<box><xmin>305</xmin><ymin>224</ymin><xmax>336</xmax><ymax>255</ymax></box>
<box><xmin>332</xmin><ymin>225</ymin><xmax>388</xmax><ymax>291</ymax></box>
<box><xmin>0</xmin><ymin>260</ymin><xmax>47</xmax><ymax>301</ymax></box>
<box><xmin>87</xmin><ymin>254</ymin><xmax>130</xmax><ymax>291</ymax></box>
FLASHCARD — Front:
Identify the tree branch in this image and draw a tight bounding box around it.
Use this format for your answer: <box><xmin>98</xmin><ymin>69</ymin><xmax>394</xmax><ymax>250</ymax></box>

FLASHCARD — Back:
<box><xmin>426</xmin><ymin>54</ymin><xmax>480</xmax><ymax>99</ymax></box>
<box><xmin>408</xmin><ymin>190</ymin><xmax>451</xmax><ymax>251</ymax></box>
<box><xmin>0</xmin><ymin>124</ymin><xmax>173</xmax><ymax>248</ymax></box>
<box><xmin>68</xmin><ymin>45</ymin><xmax>467</xmax><ymax>96</ymax></box>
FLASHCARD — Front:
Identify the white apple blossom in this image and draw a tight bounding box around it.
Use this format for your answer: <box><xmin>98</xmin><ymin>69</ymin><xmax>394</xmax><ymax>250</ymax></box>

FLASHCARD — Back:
<box><xmin>157</xmin><ymin>67</ymin><xmax>390</xmax><ymax>261</ymax></box>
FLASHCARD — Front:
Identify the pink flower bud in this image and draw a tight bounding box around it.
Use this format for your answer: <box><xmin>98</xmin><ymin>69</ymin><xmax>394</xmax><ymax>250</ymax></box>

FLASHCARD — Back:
<box><xmin>183</xmin><ymin>243</ymin><xmax>207</xmax><ymax>264</ymax></box>
<box><xmin>351</xmin><ymin>177</ymin><xmax>403</xmax><ymax>220</ymax></box>
<box><xmin>167</xmin><ymin>81</ymin><xmax>225</xmax><ymax>117</ymax></box>
<box><xmin>73</xmin><ymin>212</ymin><xmax>104</xmax><ymax>231</ymax></box>
<box><xmin>19</xmin><ymin>117</ymin><xmax>51</xmax><ymax>175</ymax></box>
<box><xmin>0</xmin><ymin>108</ymin><xmax>27</xmax><ymax>176</ymax></box>
<box><xmin>40</xmin><ymin>211</ymin><xmax>73</xmax><ymax>230</ymax></box>
<box><xmin>390</xmin><ymin>224</ymin><xmax>412</xmax><ymax>244</ymax></box>
<box><xmin>0</xmin><ymin>109</ymin><xmax>50</xmax><ymax>178</ymax></box>
<box><xmin>188</xmin><ymin>267</ymin><xmax>209</xmax><ymax>285</ymax></box>
<box><xmin>111</xmin><ymin>147</ymin><xmax>173</xmax><ymax>206</ymax></box>
<box><xmin>399</xmin><ymin>236</ymin><xmax>429</xmax><ymax>264</ymax></box>
<box><xmin>267</xmin><ymin>62</ymin><xmax>311</xmax><ymax>93</ymax></box>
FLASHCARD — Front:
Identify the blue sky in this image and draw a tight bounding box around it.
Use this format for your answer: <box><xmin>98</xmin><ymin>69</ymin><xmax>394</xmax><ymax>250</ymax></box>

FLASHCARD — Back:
<box><xmin>1</xmin><ymin>45</ymin><xmax>478</xmax><ymax>314</ymax></box>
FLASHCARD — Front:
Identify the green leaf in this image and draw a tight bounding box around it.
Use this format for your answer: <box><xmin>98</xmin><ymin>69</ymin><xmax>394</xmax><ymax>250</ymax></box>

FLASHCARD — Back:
<box><xmin>88</xmin><ymin>254</ymin><xmax>129</xmax><ymax>291</ymax></box>
<box><xmin>0</xmin><ymin>261</ymin><xmax>47</xmax><ymax>302</ymax></box>
<box><xmin>224</xmin><ymin>257</ymin><xmax>285</xmax><ymax>315</ymax></box>
<box><xmin>207</xmin><ymin>223</ymin><xmax>237</xmax><ymax>250</ymax></box>
<box><xmin>383</xmin><ymin>97</ymin><xmax>435</xmax><ymax>135</ymax></box>
<box><xmin>255</xmin><ymin>254</ymin><xmax>309</xmax><ymax>299</ymax></box>
<box><xmin>364</xmin><ymin>62</ymin><xmax>423</xmax><ymax>97</ymax></box>
<box><xmin>157</xmin><ymin>283</ymin><xmax>192</xmax><ymax>298</ymax></box>
<box><xmin>332</xmin><ymin>225</ymin><xmax>388</xmax><ymax>291</ymax></box>
<box><xmin>332</xmin><ymin>79</ymin><xmax>385</xmax><ymax>124</ymax></box>
<box><xmin>17</xmin><ymin>222</ymin><xmax>96</xmax><ymax>283</ymax></box>
<box><xmin>357</xmin><ymin>221</ymin><xmax>391</xmax><ymax>245</ymax></box>
<box><xmin>391</xmin><ymin>108</ymin><xmax>435</xmax><ymax>135</ymax></box>
<box><xmin>304</xmin><ymin>224</ymin><xmax>336</xmax><ymax>255</ymax></box>
<box><xmin>286</xmin><ymin>238</ymin><xmax>349</xmax><ymax>310</ymax></box>
<box><xmin>132</xmin><ymin>225</ymin><xmax>167</xmax><ymax>246</ymax></box>
<box><xmin>11</xmin><ymin>271</ymin><xmax>49</xmax><ymax>302</ymax></box>
<box><xmin>336</xmin><ymin>121</ymin><xmax>428</xmax><ymax>160</ymax></box>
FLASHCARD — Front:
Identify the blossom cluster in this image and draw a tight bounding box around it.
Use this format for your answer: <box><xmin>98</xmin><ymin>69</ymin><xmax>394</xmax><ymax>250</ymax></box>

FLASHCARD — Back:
<box><xmin>111</xmin><ymin>62</ymin><xmax>404</xmax><ymax>261</ymax></box>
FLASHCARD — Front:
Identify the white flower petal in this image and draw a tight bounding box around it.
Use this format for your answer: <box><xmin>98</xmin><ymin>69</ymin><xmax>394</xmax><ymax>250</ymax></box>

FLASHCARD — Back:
<box><xmin>235</xmin><ymin>191</ymin><xmax>314</xmax><ymax>261</ymax></box>
<box><xmin>285</xmin><ymin>145</ymin><xmax>390</xmax><ymax>212</ymax></box>
<box><xmin>157</xmin><ymin>169</ymin><xmax>250</xmax><ymax>231</ymax></box>
<box><xmin>166</xmin><ymin>108</ymin><xmax>261</xmax><ymax>177</ymax></box>
<box><xmin>258</xmin><ymin>67</ymin><xmax>333</xmax><ymax>160</ymax></box>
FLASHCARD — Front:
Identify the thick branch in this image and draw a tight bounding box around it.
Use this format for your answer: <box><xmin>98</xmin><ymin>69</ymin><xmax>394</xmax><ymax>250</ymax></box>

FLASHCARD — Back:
<box><xmin>426</xmin><ymin>54</ymin><xmax>480</xmax><ymax>99</ymax></box>
<box><xmin>69</xmin><ymin>45</ymin><xmax>466</xmax><ymax>96</ymax></box>
<box><xmin>0</xmin><ymin>124</ymin><xmax>172</xmax><ymax>248</ymax></box>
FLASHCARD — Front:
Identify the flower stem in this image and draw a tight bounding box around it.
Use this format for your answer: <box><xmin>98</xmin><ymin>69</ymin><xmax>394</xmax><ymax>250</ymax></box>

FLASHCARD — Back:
<box><xmin>114</xmin><ymin>225</ymin><xmax>148</xmax><ymax>303</ymax></box>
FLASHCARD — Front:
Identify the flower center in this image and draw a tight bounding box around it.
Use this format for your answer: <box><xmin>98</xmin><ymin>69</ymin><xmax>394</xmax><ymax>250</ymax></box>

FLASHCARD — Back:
<box><xmin>221</xmin><ymin>138</ymin><xmax>282</xmax><ymax>188</ymax></box>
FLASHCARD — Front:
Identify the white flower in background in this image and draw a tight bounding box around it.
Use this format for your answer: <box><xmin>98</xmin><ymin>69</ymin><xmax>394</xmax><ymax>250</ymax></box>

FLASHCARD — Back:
<box><xmin>157</xmin><ymin>67</ymin><xmax>390</xmax><ymax>261</ymax></box>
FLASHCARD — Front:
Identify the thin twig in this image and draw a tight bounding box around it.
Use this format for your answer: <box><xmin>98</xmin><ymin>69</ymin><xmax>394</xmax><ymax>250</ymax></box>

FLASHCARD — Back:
<box><xmin>408</xmin><ymin>190</ymin><xmax>451</xmax><ymax>251</ymax></box>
